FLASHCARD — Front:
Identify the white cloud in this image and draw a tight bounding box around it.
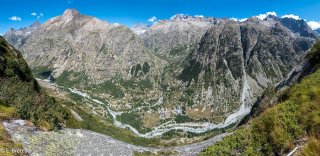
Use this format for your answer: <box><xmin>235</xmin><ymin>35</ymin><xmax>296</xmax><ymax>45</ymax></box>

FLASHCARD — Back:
<box><xmin>307</xmin><ymin>21</ymin><xmax>320</xmax><ymax>30</ymax></box>
<box><xmin>255</xmin><ymin>12</ymin><xmax>277</xmax><ymax>20</ymax></box>
<box><xmin>37</xmin><ymin>13</ymin><xmax>44</xmax><ymax>19</ymax></box>
<box><xmin>9</xmin><ymin>16</ymin><xmax>22</xmax><ymax>21</ymax></box>
<box><xmin>281</xmin><ymin>14</ymin><xmax>301</xmax><ymax>20</ymax></box>
<box><xmin>148</xmin><ymin>16</ymin><xmax>157</xmax><ymax>22</ymax></box>
<box><xmin>31</xmin><ymin>12</ymin><xmax>44</xmax><ymax>19</ymax></box>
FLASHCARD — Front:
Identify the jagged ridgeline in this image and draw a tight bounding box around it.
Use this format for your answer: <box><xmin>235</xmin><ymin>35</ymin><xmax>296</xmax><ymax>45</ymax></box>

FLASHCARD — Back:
<box><xmin>3</xmin><ymin>9</ymin><xmax>319</xmax><ymax>136</ymax></box>
<box><xmin>0</xmin><ymin>36</ymin><xmax>73</xmax><ymax>130</ymax></box>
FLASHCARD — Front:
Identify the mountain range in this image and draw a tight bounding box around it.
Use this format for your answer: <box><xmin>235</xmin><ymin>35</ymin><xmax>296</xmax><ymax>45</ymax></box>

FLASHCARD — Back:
<box><xmin>3</xmin><ymin>9</ymin><xmax>319</xmax><ymax>136</ymax></box>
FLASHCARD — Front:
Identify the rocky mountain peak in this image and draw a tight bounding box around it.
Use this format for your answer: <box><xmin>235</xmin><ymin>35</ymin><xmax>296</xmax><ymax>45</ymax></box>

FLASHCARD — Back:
<box><xmin>166</xmin><ymin>14</ymin><xmax>215</xmax><ymax>23</ymax></box>
<box><xmin>63</xmin><ymin>9</ymin><xmax>81</xmax><ymax>19</ymax></box>
<box><xmin>265</xmin><ymin>14</ymin><xmax>278</xmax><ymax>20</ymax></box>
<box><xmin>30</xmin><ymin>21</ymin><xmax>41</xmax><ymax>28</ymax></box>
<box><xmin>170</xmin><ymin>14</ymin><xmax>188</xmax><ymax>20</ymax></box>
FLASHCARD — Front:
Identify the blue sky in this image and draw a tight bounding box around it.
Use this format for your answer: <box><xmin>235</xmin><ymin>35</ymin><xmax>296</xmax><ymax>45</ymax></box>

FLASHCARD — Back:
<box><xmin>1</xmin><ymin>0</ymin><xmax>320</xmax><ymax>34</ymax></box>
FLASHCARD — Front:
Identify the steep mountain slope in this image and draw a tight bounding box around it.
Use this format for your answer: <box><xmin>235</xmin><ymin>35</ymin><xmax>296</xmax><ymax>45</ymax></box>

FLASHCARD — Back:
<box><xmin>21</xmin><ymin>9</ymin><xmax>165</xmax><ymax>82</ymax></box>
<box><xmin>201</xmin><ymin>41</ymin><xmax>320</xmax><ymax>156</ymax></box>
<box><xmin>160</xmin><ymin>18</ymin><xmax>316</xmax><ymax>126</ymax></box>
<box><xmin>138</xmin><ymin>14</ymin><xmax>216</xmax><ymax>59</ymax></box>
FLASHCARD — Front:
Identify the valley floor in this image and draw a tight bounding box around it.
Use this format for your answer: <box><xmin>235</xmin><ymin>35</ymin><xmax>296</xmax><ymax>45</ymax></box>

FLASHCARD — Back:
<box><xmin>37</xmin><ymin>78</ymin><xmax>243</xmax><ymax>139</ymax></box>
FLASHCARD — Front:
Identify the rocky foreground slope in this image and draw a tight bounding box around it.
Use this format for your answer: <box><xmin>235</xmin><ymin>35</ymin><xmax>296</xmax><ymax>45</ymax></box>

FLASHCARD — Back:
<box><xmin>4</xmin><ymin>10</ymin><xmax>319</xmax><ymax>136</ymax></box>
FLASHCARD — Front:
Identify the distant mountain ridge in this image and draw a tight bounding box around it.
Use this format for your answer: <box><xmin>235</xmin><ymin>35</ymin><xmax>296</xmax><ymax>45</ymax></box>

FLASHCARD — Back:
<box><xmin>3</xmin><ymin>21</ymin><xmax>40</xmax><ymax>49</ymax></box>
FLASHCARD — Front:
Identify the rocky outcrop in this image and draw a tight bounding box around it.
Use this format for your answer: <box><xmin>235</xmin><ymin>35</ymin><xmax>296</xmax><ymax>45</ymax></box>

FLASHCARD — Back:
<box><xmin>138</xmin><ymin>14</ymin><xmax>216</xmax><ymax>59</ymax></box>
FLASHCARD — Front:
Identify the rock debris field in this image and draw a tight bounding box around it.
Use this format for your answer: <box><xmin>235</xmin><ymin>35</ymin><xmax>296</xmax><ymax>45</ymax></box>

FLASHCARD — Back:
<box><xmin>3</xmin><ymin>120</ymin><xmax>228</xmax><ymax>156</ymax></box>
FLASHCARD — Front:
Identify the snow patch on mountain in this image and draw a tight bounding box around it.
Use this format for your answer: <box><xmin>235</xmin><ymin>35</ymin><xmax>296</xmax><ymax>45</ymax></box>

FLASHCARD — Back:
<box><xmin>281</xmin><ymin>14</ymin><xmax>301</xmax><ymax>20</ymax></box>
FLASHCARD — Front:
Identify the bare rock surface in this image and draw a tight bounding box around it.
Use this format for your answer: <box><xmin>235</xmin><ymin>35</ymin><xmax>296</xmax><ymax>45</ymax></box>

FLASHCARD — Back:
<box><xmin>3</xmin><ymin>120</ymin><xmax>228</xmax><ymax>156</ymax></box>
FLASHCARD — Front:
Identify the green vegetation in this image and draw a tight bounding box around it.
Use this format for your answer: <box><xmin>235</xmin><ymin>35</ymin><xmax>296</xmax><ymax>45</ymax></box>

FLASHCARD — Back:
<box><xmin>55</xmin><ymin>70</ymin><xmax>88</xmax><ymax>88</ymax></box>
<box><xmin>0</xmin><ymin>78</ymin><xmax>72</xmax><ymax>130</ymax></box>
<box><xmin>175</xmin><ymin>114</ymin><xmax>193</xmax><ymax>123</ymax></box>
<box><xmin>0</xmin><ymin>37</ymin><xmax>73</xmax><ymax>130</ymax></box>
<box><xmin>203</xmin><ymin>65</ymin><xmax>213</xmax><ymax>89</ymax></box>
<box><xmin>131</xmin><ymin>62</ymin><xmax>151</xmax><ymax>77</ymax></box>
<box><xmin>91</xmin><ymin>80</ymin><xmax>124</xmax><ymax>98</ymax></box>
<box><xmin>201</xmin><ymin>67</ymin><xmax>320</xmax><ymax>156</ymax></box>
<box><xmin>307</xmin><ymin>41</ymin><xmax>320</xmax><ymax>67</ymax></box>
<box><xmin>0</xmin><ymin>38</ymin><xmax>33</xmax><ymax>82</ymax></box>
<box><xmin>138</xmin><ymin>79</ymin><xmax>153</xmax><ymax>89</ymax></box>
<box><xmin>178</xmin><ymin>59</ymin><xmax>202</xmax><ymax>84</ymax></box>
<box><xmin>32</xmin><ymin>66</ymin><xmax>53</xmax><ymax>79</ymax></box>
<box><xmin>299</xmin><ymin>137</ymin><xmax>320</xmax><ymax>156</ymax></box>
<box><xmin>131</xmin><ymin>64</ymin><xmax>142</xmax><ymax>77</ymax></box>
<box><xmin>0</xmin><ymin>104</ymin><xmax>15</xmax><ymax>120</ymax></box>
<box><xmin>169</xmin><ymin>45</ymin><xmax>187</xmax><ymax>56</ymax></box>
<box><xmin>142</xmin><ymin>62</ymin><xmax>150</xmax><ymax>74</ymax></box>
<box><xmin>120</xmin><ymin>78</ymin><xmax>153</xmax><ymax>90</ymax></box>
<box><xmin>117</xmin><ymin>112</ymin><xmax>151</xmax><ymax>133</ymax></box>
